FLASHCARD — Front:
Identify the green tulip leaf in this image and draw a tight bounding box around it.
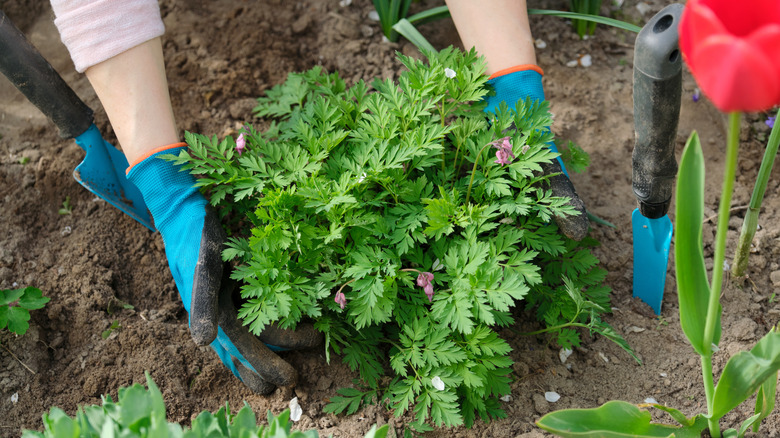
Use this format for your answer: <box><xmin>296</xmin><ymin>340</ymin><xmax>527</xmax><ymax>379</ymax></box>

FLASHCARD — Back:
<box><xmin>750</xmin><ymin>371</ymin><xmax>777</xmax><ymax>433</ymax></box>
<box><xmin>712</xmin><ymin>328</ymin><xmax>780</xmax><ymax>419</ymax></box>
<box><xmin>674</xmin><ymin>132</ymin><xmax>721</xmax><ymax>355</ymax></box>
<box><xmin>649</xmin><ymin>404</ymin><xmax>698</xmax><ymax>427</ymax></box>
<box><xmin>536</xmin><ymin>400</ymin><xmax>707</xmax><ymax>437</ymax></box>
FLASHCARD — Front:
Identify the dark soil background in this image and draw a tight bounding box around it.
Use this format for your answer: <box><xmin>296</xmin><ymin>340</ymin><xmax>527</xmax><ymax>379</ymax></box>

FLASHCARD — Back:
<box><xmin>2</xmin><ymin>0</ymin><xmax>780</xmax><ymax>436</ymax></box>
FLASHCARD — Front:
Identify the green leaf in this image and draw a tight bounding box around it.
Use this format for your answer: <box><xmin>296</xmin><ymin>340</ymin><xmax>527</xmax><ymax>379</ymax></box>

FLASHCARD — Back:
<box><xmin>0</xmin><ymin>288</ymin><xmax>25</xmax><ymax>306</ymax></box>
<box><xmin>527</xmin><ymin>9</ymin><xmax>642</xmax><ymax>33</ymax></box>
<box><xmin>18</xmin><ymin>287</ymin><xmax>48</xmax><ymax>310</ymax></box>
<box><xmin>3</xmin><ymin>305</ymin><xmax>31</xmax><ymax>335</ymax></box>
<box><xmin>537</xmin><ymin>400</ymin><xmax>707</xmax><ymax>437</ymax></box>
<box><xmin>363</xmin><ymin>425</ymin><xmax>390</xmax><ymax>438</ymax></box>
<box><xmin>751</xmin><ymin>370</ymin><xmax>776</xmax><ymax>433</ymax></box>
<box><xmin>674</xmin><ymin>132</ymin><xmax>721</xmax><ymax>356</ymax></box>
<box><xmin>392</xmin><ymin>19</ymin><xmax>436</xmax><ymax>54</ymax></box>
<box><xmin>712</xmin><ymin>328</ymin><xmax>780</xmax><ymax>419</ymax></box>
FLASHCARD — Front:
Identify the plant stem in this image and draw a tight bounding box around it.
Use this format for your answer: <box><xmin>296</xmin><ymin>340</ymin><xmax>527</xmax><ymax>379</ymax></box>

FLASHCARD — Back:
<box><xmin>465</xmin><ymin>142</ymin><xmax>494</xmax><ymax>204</ymax></box>
<box><xmin>701</xmin><ymin>111</ymin><xmax>741</xmax><ymax>438</ymax></box>
<box><xmin>732</xmin><ymin>116</ymin><xmax>780</xmax><ymax>276</ymax></box>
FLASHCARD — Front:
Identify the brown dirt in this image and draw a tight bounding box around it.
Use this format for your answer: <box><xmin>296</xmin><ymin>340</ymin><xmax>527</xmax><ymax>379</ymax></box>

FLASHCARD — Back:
<box><xmin>2</xmin><ymin>0</ymin><xmax>780</xmax><ymax>437</ymax></box>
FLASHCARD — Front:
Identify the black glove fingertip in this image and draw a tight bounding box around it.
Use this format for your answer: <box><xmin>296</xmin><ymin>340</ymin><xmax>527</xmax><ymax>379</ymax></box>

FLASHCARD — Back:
<box><xmin>234</xmin><ymin>358</ymin><xmax>277</xmax><ymax>395</ymax></box>
<box><xmin>190</xmin><ymin>207</ymin><xmax>225</xmax><ymax>345</ymax></box>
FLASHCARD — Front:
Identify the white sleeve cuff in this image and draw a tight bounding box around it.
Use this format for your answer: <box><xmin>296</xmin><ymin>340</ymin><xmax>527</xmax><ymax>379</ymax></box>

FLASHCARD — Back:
<box><xmin>51</xmin><ymin>0</ymin><xmax>165</xmax><ymax>72</ymax></box>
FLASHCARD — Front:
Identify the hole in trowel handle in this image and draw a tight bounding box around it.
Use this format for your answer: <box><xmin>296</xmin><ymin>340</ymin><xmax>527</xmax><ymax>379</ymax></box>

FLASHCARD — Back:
<box><xmin>653</xmin><ymin>13</ymin><xmax>674</xmax><ymax>33</ymax></box>
<box><xmin>669</xmin><ymin>49</ymin><xmax>680</xmax><ymax>63</ymax></box>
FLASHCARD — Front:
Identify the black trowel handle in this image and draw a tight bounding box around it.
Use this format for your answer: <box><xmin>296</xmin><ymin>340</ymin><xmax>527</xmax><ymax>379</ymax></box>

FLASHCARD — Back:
<box><xmin>632</xmin><ymin>4</ymin><xmax>684</xmax><ymax>219</ymax></box>
<box><xmin>0</xmin><ymin>10</ymin><xmax>93</xmax><ymax>139</ymax></box>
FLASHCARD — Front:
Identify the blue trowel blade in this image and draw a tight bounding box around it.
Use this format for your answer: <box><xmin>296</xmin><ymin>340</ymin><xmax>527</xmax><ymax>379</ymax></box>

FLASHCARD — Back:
<box><xmin>73</xmin><ymin>124</ymin><xmax>155</xmax><ymax>231</ymax></box>
<box><xmin>632</xmin><ymin>208</ymin><xmax>673</xmax><ymax>314</ymax></box>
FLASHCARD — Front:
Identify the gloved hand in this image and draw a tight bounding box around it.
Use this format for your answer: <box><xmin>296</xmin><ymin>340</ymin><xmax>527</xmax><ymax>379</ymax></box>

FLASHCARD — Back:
<box><xmin>485</xmin><ymin>65</ymin><xmax>590</xmax><ymax>241</ymax></box>
<box><xmin>126</xmin><ymin>143</ymin><xmax>321</xmax><ymax>394</ymax></box>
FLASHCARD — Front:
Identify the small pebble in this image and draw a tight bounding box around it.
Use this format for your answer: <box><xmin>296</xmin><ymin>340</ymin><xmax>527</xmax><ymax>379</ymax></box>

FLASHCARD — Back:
<box><xmin>545</xmin><ymin>391</ymin><xmax>561</xmax><ymax>403</ymax></box>
<box><xmin>500</xmin><ymin>394</ymin><xmax>512</xmax><ymax>402</ymax></box>
<box><xmin>368</xmin><ymin>10</ymin><xmax>380</xmax><ymax>21</ymax></box>
<box><xmin>559</xmin><ymin>348</ymin><xmax>573</xmax><ymax>364</ymax></box>
<box><xmin>535</xmin><ymin>39</ymin><xmax>547</xmax><ymax>49</ymax></box>
<box><xmin>770</xmin><ymin>270</ymin><xmax>780</xmax><ymax>286</ymax></box>
<box><xmin>11</xmin><ymin>393</ymin><xmax>18</xmax><ymax>403</ymax></box>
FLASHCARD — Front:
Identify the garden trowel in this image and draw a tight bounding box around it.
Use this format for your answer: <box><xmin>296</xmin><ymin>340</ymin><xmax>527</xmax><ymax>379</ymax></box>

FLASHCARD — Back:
<box><xmin>0</xmin><ymin>10</ymin><xmax>154</xmax><ymax>231</ymax></box>
<box><xmin>631</xmin><ymin>4</ymin><xmax>683</xmax><ymax>315</ymax></box>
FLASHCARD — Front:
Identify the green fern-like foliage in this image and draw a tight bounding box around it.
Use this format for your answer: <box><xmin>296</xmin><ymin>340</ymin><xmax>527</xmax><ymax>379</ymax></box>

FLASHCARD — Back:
<box><xmin>165</xmin><ymin>47</ymin><xmax>627</xmax><ymax>429</ymax></box>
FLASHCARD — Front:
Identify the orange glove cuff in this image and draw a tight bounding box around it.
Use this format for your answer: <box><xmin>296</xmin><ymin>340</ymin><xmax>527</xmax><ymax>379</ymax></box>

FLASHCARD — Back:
<box><xmin>488</xmin><ymin>64</ymin><xmax>544</xmax><ymax>80</ymax></box>
<box><xmin>126</xmin><ymin>142</ymin><xmax>188</xmax><ymax>175</ymax></box>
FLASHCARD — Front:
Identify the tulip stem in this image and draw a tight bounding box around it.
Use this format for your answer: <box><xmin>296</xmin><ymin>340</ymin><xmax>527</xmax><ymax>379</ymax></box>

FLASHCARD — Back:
<box><xmin>732</xmin><ymin>114</ymin><xmax>780</xmax><ymax>276</ymax></box>
<box><xmin>701</xmin><ymin>111</ymin><xmax>740</xmax><ymax>438</ymax></box>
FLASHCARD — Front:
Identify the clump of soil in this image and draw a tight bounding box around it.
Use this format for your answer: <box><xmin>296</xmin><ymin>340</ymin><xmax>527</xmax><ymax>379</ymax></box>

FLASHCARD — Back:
<box><xmin>2</xmin><ymin>0</ymin><xmax>779</xmax><ymax>437</ymax></box>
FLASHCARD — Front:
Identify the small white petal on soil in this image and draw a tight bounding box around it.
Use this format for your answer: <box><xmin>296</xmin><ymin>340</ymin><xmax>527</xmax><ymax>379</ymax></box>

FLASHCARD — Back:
<box><xmin>431</xmin><ymin>376</ymin><xmax>445</xmax><ymax>391</ymax></box>
<box><xmin>660</xmin><ymin>372</ymin><xmax>668</xmax><ymax>378</ymax></box>
<box><xmin>289</xmin><ymin>397</ymin><xmax>302</xmax><ymax>422</ymax></box>
<box><xmin>444</xmin><ymin>68</ymin><xmax>457</xmax><ymax>79</ymax></box>
<box><xmin>559</xmin><ymin>348</ymin><xmax>573</xmax><ymax>364</ymax></box>
<box><xmin>339</xmin><ymin>0</ymin><xmax>352</xmax><ymax>6</ymax></box>
<box><xmin>723</xmin><ymin>260</ymin><xmax>730</xmax><ymax>271</ymax></box>
<box><xmin>625</xmin><ymin>325</ymin><xmax>645</xmax><ymax>333</ymax></box>
<box><xmin>61</xmin><ymin>226</ymin><xmax>72</xmax><ymax>236</ymax></box>
<box><xmin>500</xmin><ymin>395</ymin><xmax>512</xmax><ymax>402</ymax></box>
<box><xmin>545</xmin><ymin>392</ymin><xmax>561</xmax><ymax>403</ymax></box>
<box><xmin>644</xmin><ymin>397</ymin><xmax>658</xmax><ymax>404</ymax></box>
<box><xmin>566</xmin><ymin>60</ymin><xmax>578</xmax><ymax>68</ymax></box>
<box><xmin>599</xmin><ymin>351</ymin><xmax>610</xmax><ymax>363</ymax></box>
<box><xmin>534</xmin><ymin>39</ymin><xmax>547</xmax><ymax>49</ymax></box>
<box><xmin>11</xmin><ymin>392</ymin><xmax>18</xmax><ymax>403</ymax></box>
<box><xmin>711</xmin><ymin>343</ymin><xmax>720</xmax><ymax>352</ymax></box>
<box><xmin>368</xmin><ymin>10</ymin><xmax>380</xmax><ymax>21</ymax></box>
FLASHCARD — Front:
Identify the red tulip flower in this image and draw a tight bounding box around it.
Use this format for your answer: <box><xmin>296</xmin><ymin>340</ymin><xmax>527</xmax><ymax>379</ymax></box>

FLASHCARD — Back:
<box><xmin>679</xmin><ymin>0</ymin><xmax>780</xmax><ymax>112</ymax></box>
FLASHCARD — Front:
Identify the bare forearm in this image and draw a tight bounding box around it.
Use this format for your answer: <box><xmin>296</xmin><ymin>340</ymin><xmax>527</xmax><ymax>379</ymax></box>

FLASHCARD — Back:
<box><xmin>85</xmin><ymin>38</ymin><xmax>179</xmax><ymax>164</ymax></box>
<box><xmin>445</xmin><ymin>0</ymin><xmax>537</xmax><ymax>75</ymax></box>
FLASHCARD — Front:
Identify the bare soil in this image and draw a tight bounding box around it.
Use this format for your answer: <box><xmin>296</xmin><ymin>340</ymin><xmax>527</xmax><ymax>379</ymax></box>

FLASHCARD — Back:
<box><xmin>2</xmin><ymin>0</ymin><xmax>780</xmax><ymax>436</ymax></box>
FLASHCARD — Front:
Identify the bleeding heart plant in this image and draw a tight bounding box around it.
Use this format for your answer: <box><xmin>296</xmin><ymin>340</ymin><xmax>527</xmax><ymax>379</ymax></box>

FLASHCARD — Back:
<box><xmin>538</xmin><ymin>1</ymin><xmax>780</xmax><ymax>437</ymax></box>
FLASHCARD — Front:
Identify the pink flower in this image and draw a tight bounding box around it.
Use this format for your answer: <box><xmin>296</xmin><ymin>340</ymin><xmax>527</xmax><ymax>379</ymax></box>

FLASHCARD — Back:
<box><xmin>416</xmin><ymin>272</ymin><xmax>435</xmax><ymax>302</ymax></box>
<box><xmin>494</xmin><ymin>148</ymin><xmax>513</xmax><ymax>166</ymax></box>
<box><xmin>490</xmin><ymin>136</ymin><xmax>515</xmax><ymax>166</ymax></box>
<box><xmin>236</xmin><ymin>133</ymin><xmax>246</xmax><ymax>156</ymax></box>
<box><xmin>334</xmin><ymin>291</ymin><xmax>346</xmax><ymax>309</ymax></box>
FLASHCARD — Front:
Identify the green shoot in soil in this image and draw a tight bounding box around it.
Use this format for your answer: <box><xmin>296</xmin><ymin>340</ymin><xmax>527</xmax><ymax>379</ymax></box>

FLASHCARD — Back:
<box><xmin>58</xmin><ymin>196</ymin><xmax>72</xmax><ymax>215</ymax></box>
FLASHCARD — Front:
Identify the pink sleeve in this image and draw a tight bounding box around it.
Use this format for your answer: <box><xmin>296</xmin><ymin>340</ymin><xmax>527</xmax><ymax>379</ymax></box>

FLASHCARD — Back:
<box><xmin>50</xmin><ymin>0</ymin><xmax>165</xmax><ymax>73</ymax></box>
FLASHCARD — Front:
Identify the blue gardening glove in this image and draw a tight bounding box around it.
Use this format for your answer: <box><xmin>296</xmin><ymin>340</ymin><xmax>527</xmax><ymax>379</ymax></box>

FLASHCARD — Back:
<box><xmin>485</xmin><ymin>66</ymin><xmax>589</xmax><ymax>241</ymax></box>
<box><xmin>126</xmin><ymin>143</ymin><xmax>321</xmax><ymax>394</ymax></box>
